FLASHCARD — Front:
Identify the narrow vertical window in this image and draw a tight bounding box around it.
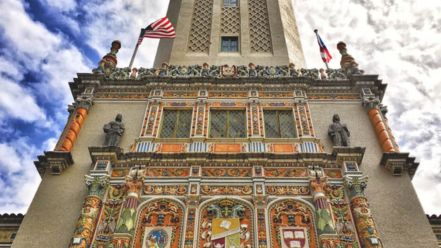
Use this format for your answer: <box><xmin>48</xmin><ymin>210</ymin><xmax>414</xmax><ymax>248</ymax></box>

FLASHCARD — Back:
<box><xmin>224</xmin><ymin>0</ymin><xmax>238</xmax><ymax>7</ymax></box>
<box><xmin>264</xmin><ymin>110</ymin><xmax>296</xmax><ymax>138</ymax></box>
<box><xmin>160</xmin><ymin>110</ymin><xmax>192</xmax><ymax>138</ymax></box>
<box><xmin>210</xmin><ymin>110</ymin><xmax>246</xmax><ymax>138</ymax></box>
<box><xmin>221</xmin><ymin>37</ymin><xmax>239</xmax><ymax>52</ymax></box>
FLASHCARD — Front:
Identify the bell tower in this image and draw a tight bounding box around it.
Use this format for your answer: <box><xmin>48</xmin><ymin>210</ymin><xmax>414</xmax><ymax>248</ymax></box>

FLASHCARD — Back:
<box><xmin>154</xmin><ymin>0</ymin><xmax>305</xmax><ymax>67</ymax></box>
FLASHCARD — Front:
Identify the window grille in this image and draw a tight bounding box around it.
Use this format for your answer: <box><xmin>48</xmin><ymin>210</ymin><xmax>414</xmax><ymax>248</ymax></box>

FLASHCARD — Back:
<box><xmin>210</xmin><ymin>110</ymin><xmax>246</xmax><ymax>138</ymax></box>
<box><xmin>221</xmin><ymin>37</ymin><xmax>239</xmax><ymax>52</ymax></box>
<box><xmin>160</xmin><ymin>110</ymin><xmax>192</xmax><ymax>138</ymax></box>
<box><xmin>264</xmin><ymin>110</ymin><xmax>296</xmax><ymax>138</ymax></box>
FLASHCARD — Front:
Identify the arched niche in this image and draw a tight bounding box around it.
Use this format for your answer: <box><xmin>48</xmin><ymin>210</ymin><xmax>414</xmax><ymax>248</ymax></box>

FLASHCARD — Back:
<box><xmin>133</xmin><ymin>198</ymin><xmax>185</xmax><ymax>248</ymax></box>
<box><xmin>197</xmin><ymin>197</ymin><xmax>254</xmax><ymax>248</ymax></box>
<box><xmin>267</xmin><ymin>198</ymin><xmax>318</xmax><ymax>248</ymax></box>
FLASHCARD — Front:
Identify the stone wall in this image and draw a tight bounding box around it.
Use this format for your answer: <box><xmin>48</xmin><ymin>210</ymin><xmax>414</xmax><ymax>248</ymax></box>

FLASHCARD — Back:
<box><xmin>12</xmin><ymin>102</ymin><xmax>146</xmax><ymax>248</ymax></box>
<box><xmin>310</xmin><ymin>101</ymin><xmax>438</xmax><ymax>248</ymax></box>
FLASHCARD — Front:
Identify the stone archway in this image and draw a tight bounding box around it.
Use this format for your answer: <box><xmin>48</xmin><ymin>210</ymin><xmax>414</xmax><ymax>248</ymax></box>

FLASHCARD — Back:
<box><xmin>268</xmin><ymin>199</ymin><xmax>318</xmax><ymax>248</ymax></box>
<box><xmin>197</xmin><ymin>198</ymin><xmax>254</xmax><ymax>248</ymax></box>
<box><xmin>132</xmin><ymin>199</ymin><xmax>185</xmax><ymax>248</ymax></box>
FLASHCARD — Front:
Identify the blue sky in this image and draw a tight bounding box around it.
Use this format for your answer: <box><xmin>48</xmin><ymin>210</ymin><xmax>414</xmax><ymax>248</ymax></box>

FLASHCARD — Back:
<box><xmin>0</xmin><ymin>0</ymin><xmax>440</xmax><ymax>214</ymax></box>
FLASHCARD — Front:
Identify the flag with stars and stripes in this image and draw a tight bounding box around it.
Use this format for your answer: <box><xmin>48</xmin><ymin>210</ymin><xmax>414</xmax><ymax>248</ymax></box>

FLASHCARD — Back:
<box><xmin>137</xmin><ymin>17</ymin><xmax>176</xmax><ymax>45</ymax></box>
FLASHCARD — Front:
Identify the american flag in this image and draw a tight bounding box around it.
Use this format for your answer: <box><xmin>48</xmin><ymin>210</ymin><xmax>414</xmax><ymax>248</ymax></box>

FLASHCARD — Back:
<box><xmin>137</xmin><ymin>17</ymin><xmax>176</xmax><ymax>45</ymax></box>
<box><xmin>314</xmin><ymin>30</ymin><xmax>332</xmax><ymax>63</ymax></box>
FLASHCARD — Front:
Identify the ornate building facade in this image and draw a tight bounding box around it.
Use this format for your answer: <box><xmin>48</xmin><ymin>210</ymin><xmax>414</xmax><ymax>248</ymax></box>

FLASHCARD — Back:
<box><xmin>0</xmin><ymin>214</ymin><xmax>23</xmax><ymax>247</ymax></box>
<box><xmin>12</xmin><ymin>0</ymin><xmax>438</xmax><ymax>247</ymax></box>
<box><xmin>428</xmin><ymin>215</ymin><xmax>441</xmax><ymax>247</ymax></box>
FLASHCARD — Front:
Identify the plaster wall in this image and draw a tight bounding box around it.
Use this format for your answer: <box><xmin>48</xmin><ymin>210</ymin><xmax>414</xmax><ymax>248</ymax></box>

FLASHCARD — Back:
<box><xmin>12</xmin><ymin>101</ymin><xmax>147</xmax><ymax>248</ymax></box>
<box><xmin>309</xmin><ymin>101</ymin><xmax>438</xmax><ymax>248</ymax></box>
<box><xmin>154</xmin><ymin>0</ymin><xmax>305</xmax><ymax>67</ymax></box>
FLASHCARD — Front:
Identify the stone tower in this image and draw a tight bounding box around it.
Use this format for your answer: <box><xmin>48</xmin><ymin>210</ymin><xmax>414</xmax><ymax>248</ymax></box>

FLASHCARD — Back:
<box><xmin>154</xmin><ymin>0</ymin><xmax>305</xmax><ymax>67</ymax></box>
<box><xmin>12</xmin><ymin>0</ymin><xmax>438</xmax><ymax>248</ymax></box>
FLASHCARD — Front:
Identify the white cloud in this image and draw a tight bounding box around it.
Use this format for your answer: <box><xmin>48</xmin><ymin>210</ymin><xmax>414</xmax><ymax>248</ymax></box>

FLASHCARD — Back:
<box><xmin>0</xmin><ymin>77</ymin><xmax>46</xmax><ymax>122</ymax></box>
<box><xmin>0</xmin><ymin>139</ymin><xmax>41</xmax><ymax>213</ymax></box>
<box><xmin>294</xmin><ymin>0</ymin><xmax>441</xmax><ymax>213</ymax></box>
<box><xmin>0</xmin><ymin>0</ymin><xmax>90</xmax><ymax>106</ymax></box>
<box><xmin>38</xmin><ymin>0</ymin><xmax>77</xmax><ymax>12</ymax></box>
<box><xmin>79</xmin><ymin>0</ymin><xmax>170</xmax><ymax>68</ymax></box>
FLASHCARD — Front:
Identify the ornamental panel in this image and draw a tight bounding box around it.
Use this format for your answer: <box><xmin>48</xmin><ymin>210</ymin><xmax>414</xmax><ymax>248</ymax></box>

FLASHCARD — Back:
<box><xmin>198</xmin><ymin>199</ymin><xmax>254</xmax><ymax>248</ymax></box>
<box><xmin>221</xmin><ymin>6</ymin><xmax>240</xmax><ymax>34</ymax></box>
<box><xmin>133</xmin><ymin>200</ymin><xmax>185</xmax><ymax>248</ymax></box>
<box><xmin>188</xmin><ymin>0</ymin><xmax>214</xmax><ymax>53</ymax></box>
<box><xmin>269</xmin><ymin>199</ymin><xmax>318</xmax><ymax>248</ymax></box>
<box><xmin>248</xmin><ymin>0</ymin><xmax>272</xmax><ymax>53</ymax></box>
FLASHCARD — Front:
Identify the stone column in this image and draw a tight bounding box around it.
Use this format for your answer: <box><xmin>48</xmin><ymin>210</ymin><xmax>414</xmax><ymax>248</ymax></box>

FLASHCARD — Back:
<box><xmin>183</xmin><ymin>166</ymin><xmax>201</xmax><ymax>248</ymax></box>
<box><xmin>112</xmin><ymin>169</ymin><xmax>144</xmax><ymax>248</ymax></box>
<box><xmin>345</xmin><ymin>176</ymin><xmax>383</xmax><ymax>248</ymax></box>
<box><xmin>253</xmin><ymin>166</ymin><xmax>267</xmax><ymax>248</ymax></box>
<box><xmin>69</xmin><ymin>175</ymin><xmax>109</xmax><ymax>248</ymax></box>
<box><xmin>56</xmin><ymin>88</ymin><xmax>94</xmax><ymax>152</ymax></box>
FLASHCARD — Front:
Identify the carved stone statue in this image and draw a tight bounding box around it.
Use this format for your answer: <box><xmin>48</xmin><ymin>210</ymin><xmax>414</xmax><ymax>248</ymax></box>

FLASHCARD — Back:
<box><xmin>103</xmin><ymin>114</ymin><xmax>125</xmax><ymax>147</ymax></box>
<box><xmin>328</xmin><ymin>114</ymin><xmax>350</xmax><ymax>146</ymax></box>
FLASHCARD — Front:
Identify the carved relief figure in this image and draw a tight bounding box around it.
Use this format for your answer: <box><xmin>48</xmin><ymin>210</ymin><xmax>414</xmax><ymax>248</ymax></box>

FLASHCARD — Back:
<box><xmin>103</xmin><ymin>114</ymin><xmax>125</xmax><ymax>147</ymax></box>
<box><xmin>328</xmin><ymin>114</ymin><xmax>350</xmax><ymax>147</ymax></box>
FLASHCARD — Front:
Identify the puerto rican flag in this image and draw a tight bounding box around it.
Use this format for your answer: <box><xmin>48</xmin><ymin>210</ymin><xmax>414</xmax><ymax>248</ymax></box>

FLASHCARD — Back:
<box><xmin>314</xmin><ymin>30</ymin><xmax>332</xmax><ymax>63</ymax></box>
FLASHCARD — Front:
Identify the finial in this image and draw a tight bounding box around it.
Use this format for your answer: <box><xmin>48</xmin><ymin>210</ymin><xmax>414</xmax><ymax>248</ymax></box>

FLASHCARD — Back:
<box><xmin>93</xmin><ymin>40</ymin><xmax>121</xmax><ymax>76</ymax></box>
<box><xmin>314</xmin><ymin>29</ymin><xmax>318</xmax><ymax>33</ymax></box>
<box><xmin>336</xmin><ymin>41</ymin><xmax>362</xmax><ymax>75</ymax></box>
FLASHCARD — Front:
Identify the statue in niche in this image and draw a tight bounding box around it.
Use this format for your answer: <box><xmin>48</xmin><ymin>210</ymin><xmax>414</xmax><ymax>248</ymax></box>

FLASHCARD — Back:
<box><xmin>328</xmin><ymin>114</ymin><xmax>350</xmax><ymax>146</ymax></box>
<box><xmin>103</xmin><ymin>114</ymin><xmax>125</xmax><ymax>147</ymax></box>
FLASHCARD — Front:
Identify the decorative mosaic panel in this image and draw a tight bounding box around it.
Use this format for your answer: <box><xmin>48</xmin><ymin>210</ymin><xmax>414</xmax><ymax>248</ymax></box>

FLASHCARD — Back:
<box><xmin>269</xmin><ymin>200</ymin><xmax>318</xmax><ymax>248</ymax></box>
<box><xmin>326</xmin><ymin>185</ymin><xmax>360</xmax><ymax>246</ymax></box>
<box><xmin>265</xmin><ymin>168</ymin><xmax>307</xmax><ymax>177</ymax></box>
<box><xmin>188</xmin><ymin>0</ymin><xmax>214</xmax><ymax>53</ymax></box>
<box><xmin>221</xmin><ymin>6</ymin><xmax>240</xmax><ymax>34</ymax></box>
<box><xmin>266</xmin><ymin>185</ymin><xmax>310</xmax><ymax>195</ymax></box>
<box><xmin>198</xmin><ymin>199</ymin><xmax>254</xmax><ymax>248</ymax></box>
<box><xmin>145</xmin><ymin>168</ymin><xmax>190</xmax><ymax>177</ymax></box>
<box><xmin>202</xmin><ymin>167</ymin><xmax>252</xmax><ymax>177</ymax></box>
<box><xmin>200</xmin><ymin>185</ymin><xmax>253</xmax><ymax>195</ymax></box>
<box><xmin>94</xmin><ymin>186</ymin><xmax>125</xmax><ymax>245</ymax></box>
<box><xmin>144</xmin><ymin>185</ymin><xmax>188</xmax><ymax>195</ymax></box>
<box><xmin>133</xmin><ymin>200</ymin><xmax>184</xmax><ymax>248</ymax></box>
<box><xmin>248</xmin><ymin>0</ymin><xmax>272</xmax><ymax>53</ymax></box>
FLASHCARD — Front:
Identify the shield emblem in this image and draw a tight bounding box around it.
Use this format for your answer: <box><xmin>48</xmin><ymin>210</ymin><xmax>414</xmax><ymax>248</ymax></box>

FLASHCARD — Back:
<box><xmin>212</xmin><ymin>218</ymin><xmax>241</xmax><ymax>248</ymax></box>
<box><xmin>280</xmin><ymin>227</ymin><xmax>309</xmax><ymax>248</ymax></box>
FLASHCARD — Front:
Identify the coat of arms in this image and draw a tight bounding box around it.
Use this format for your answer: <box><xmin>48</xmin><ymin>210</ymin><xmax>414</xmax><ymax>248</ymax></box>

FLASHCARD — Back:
<box><xmin>280</xmin><ymin>227</ymin><xmax>309</xmax><ymax>248</ymax></box>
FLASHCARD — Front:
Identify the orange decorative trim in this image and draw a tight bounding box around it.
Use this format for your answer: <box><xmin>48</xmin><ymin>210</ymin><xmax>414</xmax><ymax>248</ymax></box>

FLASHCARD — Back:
<box><xmin>213</xmin><ymin>143</ymin><xmax>242</xmax><ymax>153</ymax></box>
<box><xmin>58</xmin><ymin>107</ymin><xmax>88</xmax><ymax>152</ymax></box>
<box><xmin>160</xmin><ymin>144</ymin><xmax>185</xmax><ymax>153</ymax></box>
<box><xmin>272</xmin><ymin>144</ymin><xmax>296</xmax><ymax>153</ymax></box>
<box><xmin>368</xmin><ymin>108</ymin><xmax>396</xmax><ymax>152</ymax></box>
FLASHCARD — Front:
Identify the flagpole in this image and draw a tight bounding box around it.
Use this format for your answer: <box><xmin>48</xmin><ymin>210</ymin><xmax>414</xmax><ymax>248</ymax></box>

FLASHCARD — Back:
<box><xmin>128</xmin><ymin>43</ymin><xmax>139</xmax><ymax>69</ymax></box>
<box><xmin>129</xmin><ymin>28</ymin><xmax>145</xmax><ymax>69</ymax></box>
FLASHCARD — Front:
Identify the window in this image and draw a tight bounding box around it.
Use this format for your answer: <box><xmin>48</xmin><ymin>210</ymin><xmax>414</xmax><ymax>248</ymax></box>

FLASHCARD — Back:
<box><xmin>221</xmin><ymin>37</ymin><xmax>239</xmax><ymax>52</ymax></box>
<box><xmin>224</xmin><ymin>0</ymin><xmax>238</xmax><ymax>7</ymax></box>
<box><xmin>210</xmin><ymin>110</ymin><xmax>246</xmax><ymax>138</ymax></box>
<box><xmin>264</xmin><ymin>110</ymin><xmax>296</xmax><ymax>138</ymax></box>
<box><xmin>160</xmin><ymin>110</ymin><xmax>192</xmax><ymax>138</ymax></box>
<box><xmin>94</xmin><ymin>160</ymin><xmax>109</xmax><ymax>171</ymax></box>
